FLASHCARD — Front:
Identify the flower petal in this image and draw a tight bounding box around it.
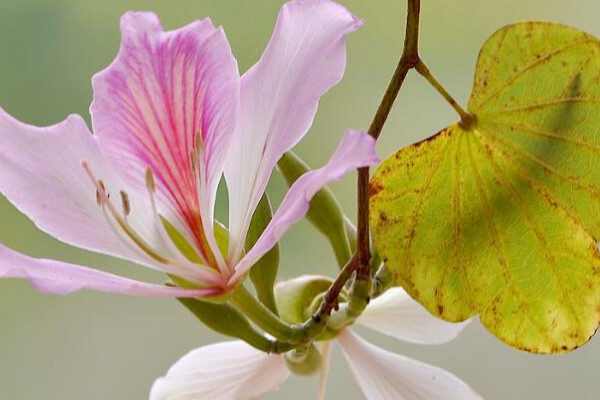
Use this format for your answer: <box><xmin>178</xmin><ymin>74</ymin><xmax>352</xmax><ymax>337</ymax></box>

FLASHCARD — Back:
<box><xmin>150</xmin><ymin>340</ymin><xmax>289</xmax><ymax>400</ymax></box>
<box><xmin>91</xmin><ymin>12</ymin><xmax>239</xmax><ymax>263</ymax></box>
<box><xmin>317</xmin><ymin>341</ymin><xmax>333</xmax><ymax>400</ymax></box>
<box><xmin>358</xmin><ymin>287</ymin><xmax>471</xmax><ymax>345</ymax></box>
<box><xmin>225</xmin><ymin>0</ymin><xmax>362</xmax><ymax>260</ymax></box>
<box><xmin>231</xmin><ymin>130</ymin><xmax>379</xmax><ymax>282</ymax></box>
<box><xmin>338</xmin><ymin>330</ymin><xmax>483</xmax><ymax>400</ymax></box>
<box><xmin>0</xmin><ymin>107</ymin><xmax>162</xmax><ymax>266</ymax></box>
<box><xmin>0</xmin><ymin>244</ymin><xmax>217</xmax><ymax>297</ymax></box>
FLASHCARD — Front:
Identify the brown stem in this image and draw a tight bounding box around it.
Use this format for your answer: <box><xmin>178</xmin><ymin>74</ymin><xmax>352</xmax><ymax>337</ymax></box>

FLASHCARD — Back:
<box><xmin>356</xmin><ymin>0</ymin><xmax>422</xmax><ymax>277</ymax></box>
<box><xmin>313</xmin><ymin>0</ymin><xmax>423</xmax><ymax>323</ymax></box>
<box><xmin>316</xmin><ymin>256</ymin><xmax>360</xmax><ymax>316</ymax></box>
<box><xmin>368</xmin><ymin>0</ymin><xmax>421</xmax><ymax>141</ymax></box>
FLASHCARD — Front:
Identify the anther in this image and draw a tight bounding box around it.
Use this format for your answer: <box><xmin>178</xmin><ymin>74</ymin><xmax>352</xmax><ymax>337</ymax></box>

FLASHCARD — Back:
<box><xmin>194</xmin><ymin>131</ymin><xmax>204</xmax><ymax>155</ymax></box>
<box><xmin>145</xmin><ymin>167</ymin><xmax>156</xmax><ymax>192</ymax></box>
<box><xmin>190</xmin><ymin>150</ymin><xmax>198</xmax><ymax>173</ymax></box>
<box><xmin>120</xmin><ymin>190</ymin><xmax>131</xmax><ymax>217</ymax></box>
<box><xmin>95</xmin><ymin>190</ymin><xmax>103</xmax><ymax>206</ymax></box>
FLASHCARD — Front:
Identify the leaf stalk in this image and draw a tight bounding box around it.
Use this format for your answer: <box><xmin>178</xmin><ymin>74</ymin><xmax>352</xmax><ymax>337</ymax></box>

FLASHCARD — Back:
<box><xmin>415</xmin><ymin>59</ymin><xmax>476</xmax><ymax>128</ymax></box>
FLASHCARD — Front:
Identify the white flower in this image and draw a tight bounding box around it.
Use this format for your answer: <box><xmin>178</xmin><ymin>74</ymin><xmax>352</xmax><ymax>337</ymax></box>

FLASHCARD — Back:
<box><xmin>150</xmin><ymin>288</ymin><xmax>484</xmax><ymax>400</ymax></box>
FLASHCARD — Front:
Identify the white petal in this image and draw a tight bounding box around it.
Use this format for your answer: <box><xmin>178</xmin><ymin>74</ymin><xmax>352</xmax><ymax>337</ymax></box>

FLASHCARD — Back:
<box><xmin>0</xmin><ymin>107</ymin><xmax>164</xmax><ymax>268</ymax></box>
<box><xmin>91</xmin><ymin>12</ymin><xmax>240</xmax><ymax>267</ymax></box>
<box><xmin>338</xmin><ymin>330</ymin><xmax>483</xmax><ymax>400</ymax></box>
<box><xmin>150</xmin><ymin>340</ymin><xmax>290</xmax><ymax>400</ymax></box>
<box><xmin>357</xmin><ymin>287</ymin><xmax>471</xmax><ymax>345</ymax></box>
<box><xmin>0</xmin><ymin>244</ymin><xmax>217</xmax><ymax>297</ymax></box>
<box><xmin>317</xmin><ymin>341</ymin><xmax>333</xmax><ymax>400</ymax></box>
<box><xmin>225</xmin><ymin>0</ymin><xmax>362</xmax><ymax>261</ymax></box>
<box><xmin>230</xmin><ymin>130</ymin><xmax>378</xmax><ymax>282</ymax></box>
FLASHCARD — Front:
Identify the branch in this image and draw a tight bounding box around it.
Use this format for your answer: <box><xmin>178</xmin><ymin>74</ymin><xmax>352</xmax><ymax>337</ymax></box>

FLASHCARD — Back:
<box><xmin>356</xmin><ymin>0</ymin><xmax>422</xmax><ymax>276</ymax></box>
<box><xmin>310</xmin><ymin>0</ymin><xmax>423</xmax><ymax>328</ymax></box>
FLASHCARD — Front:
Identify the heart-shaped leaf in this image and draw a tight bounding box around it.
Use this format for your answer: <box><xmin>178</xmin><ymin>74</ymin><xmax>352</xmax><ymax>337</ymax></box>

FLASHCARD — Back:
<box><xmin>370</xmin><ymin>22</ymin><xmax>600</xmax><ymax>353</ymax></box>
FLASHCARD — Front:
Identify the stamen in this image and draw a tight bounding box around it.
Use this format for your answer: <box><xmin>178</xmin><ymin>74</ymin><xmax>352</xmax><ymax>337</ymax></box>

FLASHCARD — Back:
<box><xmin>120</xmin><ymin>190</ymin><xmax>131</xmax><ymax>217</ymax></box>
<box><xmin>82</xmin><ymin>160</ymin><xmax>167</xmax><ymax>263</ymax></box>
<box><xmin>145</xmin><ymin>167</ymin><xmax>156</xmax><ymax>193</ymax></box>
<box><xmin>81</xmin><ymin>159</ymin><xmax>223</xmax><ymax>285</ymax></box>
<box><xmin>98</xmin><ymin>204</ymin><xmax>217</xmax><ymax>285</ymax></box>
<box><xmin>143</xmin><ymin>166</ymin><xmax>220</xmax><ymax>278</ymax></box>
<box><xmin>190</xmin><ymin>150</ymin><xmax>198</xmax><ymax>173</ymax></box>
<box><xmin>194</xmin><ymin>131</ymin><xmax>204</xmax><ymax>156</ymax></box>
<box><xmin>190</xmin><ymin>143</ymin><xmax>232</xmax><ymax>277</ymax></box>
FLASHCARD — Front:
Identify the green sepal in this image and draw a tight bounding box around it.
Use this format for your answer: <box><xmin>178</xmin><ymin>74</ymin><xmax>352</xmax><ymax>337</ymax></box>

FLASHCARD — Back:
<box><xmin>213</xmin><ymin>220</ymin><xmax>229</xmax><ymax>259</ymax></box>
<box><xmin>245</xmin><ymin>194</ymin><xmax>280</xmax><ymax>314</ymax></box>
<box><xmin>284</xmin><ymin>343</ymin><xmax>323</xmax><ymax>376</ymax></box>
<box><xmin>162</xmin><ymin>214</ymin><xmax>230</xmax><ymax>262</ymax></box>
<box><xmin>275</xmin><ymin>275</ymin><xmax>343</xmax><ymax>341</ymax></box>
<box><xmin>161</xmin><ymin>217</ymin><xmax>203</xmax><ymax>263</ymax></box>
<box><xmin>168</xmin><ymin>275</ymin><xmax>234</xmax><ymax>303</ymax></box>
<box><xmin>178</xmin><ymin>296</ymin><xmax>273</xmax><ymax>352</ymax></box>
<box><xmin>278</xmin><ymin>151</ymin><xmax>352</xmax><ymax>268</ymax></box>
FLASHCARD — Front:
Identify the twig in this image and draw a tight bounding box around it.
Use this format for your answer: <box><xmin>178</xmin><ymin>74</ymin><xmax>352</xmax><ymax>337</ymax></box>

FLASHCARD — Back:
<box><xmin>311</xmin><ymin>0</ymin><xmax>423</xmax><ymax>326</ymax></box>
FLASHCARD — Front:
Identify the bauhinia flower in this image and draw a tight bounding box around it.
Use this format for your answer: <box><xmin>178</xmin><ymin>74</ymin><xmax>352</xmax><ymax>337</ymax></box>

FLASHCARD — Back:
<box><xmin>0</xmin><ymin>1</ymin><xmax>377</xmax><ymax>296</ymax></box>
<box><xmin>150</xmin><ymin>287</ymin><xmax>484</xmax><ymax>400</ymax></box>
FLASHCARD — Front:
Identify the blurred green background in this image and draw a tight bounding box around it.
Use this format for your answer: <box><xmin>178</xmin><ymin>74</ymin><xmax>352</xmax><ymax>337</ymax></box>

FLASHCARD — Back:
<box><xmin>1</xmin><ymin>0</ymin><xmax>599</xmax><ymax>399</ymax></box>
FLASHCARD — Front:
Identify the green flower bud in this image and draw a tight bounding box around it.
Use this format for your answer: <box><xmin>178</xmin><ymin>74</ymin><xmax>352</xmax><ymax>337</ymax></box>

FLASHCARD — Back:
<box><xmin>275</xmin><ymin>275</ymin><xmax>345</xmax><ymax>341</ymax></box>
<box><xmin>284</xmin><ymin>343</ymin><xmax>323</xmax><ymax>376</ymax></box>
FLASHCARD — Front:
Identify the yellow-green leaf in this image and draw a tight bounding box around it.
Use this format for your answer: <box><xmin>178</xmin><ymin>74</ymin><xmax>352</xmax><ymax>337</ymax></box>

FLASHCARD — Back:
<box><xmin>370</xmin><ymin>22</ymin><xmax>600</xmax><ymax>353</ymax></box>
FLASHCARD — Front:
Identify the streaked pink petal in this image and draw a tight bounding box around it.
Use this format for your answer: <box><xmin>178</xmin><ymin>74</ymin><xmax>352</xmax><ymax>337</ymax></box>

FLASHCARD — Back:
<box><xmin>231</xmin><ymin>130</ymin><xmax>378</xmax><ymax>282</ymax></box>
<box><xmin>358</xmin><ymin>287</ymin><xmax>472</xmax><ymax>345</ymax></box>
<box><xmin>338</xmin><ymin>330</ymin><xmax>483</xmax><ymax>400</ymax></box>
<box><xmin>0</xmin><ymin>107</ymin><xmax>162</xmax><ymax>267</ymax></box>
<box><xmin>0</xmin><ymin>244</ymin><xmax>217</xmax><ymax>297</ymax></box>
<box><xmin>150</xmin><ymin>340</ymin><xmax>289</xmax><ymax>400</ymax></box>
<box><xmin>91</xmin><ymin>12</ymin><xmax>239</xmax><ymax>263</ymax></box>
<box><xmin>225</xmin><ymin>0</ymin><xmax>362</xmax><ymax>260</ymax></box>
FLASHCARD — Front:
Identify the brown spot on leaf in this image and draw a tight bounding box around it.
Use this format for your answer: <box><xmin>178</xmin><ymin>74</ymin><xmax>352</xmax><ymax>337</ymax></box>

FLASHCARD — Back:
<box><xmin>369</xmin><ymin>181</ymin><xmax>384</xmax><ymax>198</ymax></box>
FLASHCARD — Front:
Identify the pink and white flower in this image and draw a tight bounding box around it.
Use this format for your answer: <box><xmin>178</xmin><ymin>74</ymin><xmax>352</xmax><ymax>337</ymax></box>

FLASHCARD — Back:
<box><xmin>150</xmin><ymin>287</ymin><xmax>484</xmax><ymax>400</ymax></box>
<box><xmin>0</xmin><ymin>0</ymin><xmax>377</xmax><ymax>296</ymax></box>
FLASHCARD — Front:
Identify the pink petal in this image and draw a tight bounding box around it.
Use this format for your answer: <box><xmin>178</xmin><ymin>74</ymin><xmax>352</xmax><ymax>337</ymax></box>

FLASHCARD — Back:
<box><xmin>0</xmin><ymin>107</ymin><xmax>161</xmax><ymax>267</ymax></box>
<box><xmin>0</xmin><ymin>244</ymin><xmax>217</xmax><ymax>297</ymax></box>
<box><xmin>231</xmin><ymin>130</ymin><xmax>378</xmax><ymax>282</ymax></box>
<box><xmin>225</xmin><ymin>0</ymin><xmax>363</xmax><ymax>260</ymax></box>
<box><xmin>91</xmin><ymin>12</ymin><xmax>239</xmax><ymax>263</ymax></box>
<box><xmin>358</xmin><ymin>287</ymin><xmax>472</xmax><ymax>345</ymax></box>
<box><xmin>150</xmin><ymin>340</ymin><xmax>289</xmax><ymax>400</ymax></box>
<box><xmin>338</xmin><ymin>330</ymin><xmax>484</xmax><ymax>400</ymax></box>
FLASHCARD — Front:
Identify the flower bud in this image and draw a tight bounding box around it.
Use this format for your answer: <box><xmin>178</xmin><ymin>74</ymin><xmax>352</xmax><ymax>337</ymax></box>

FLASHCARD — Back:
<box><xmin>284</xmin><ymin>343</ymin><xmax>323</xmax><ymax>376</ymax></box>
<box><xmin>275</xmin><ymin>275</ymin><xmax>345</xmax><ymax>341</ymax></box>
